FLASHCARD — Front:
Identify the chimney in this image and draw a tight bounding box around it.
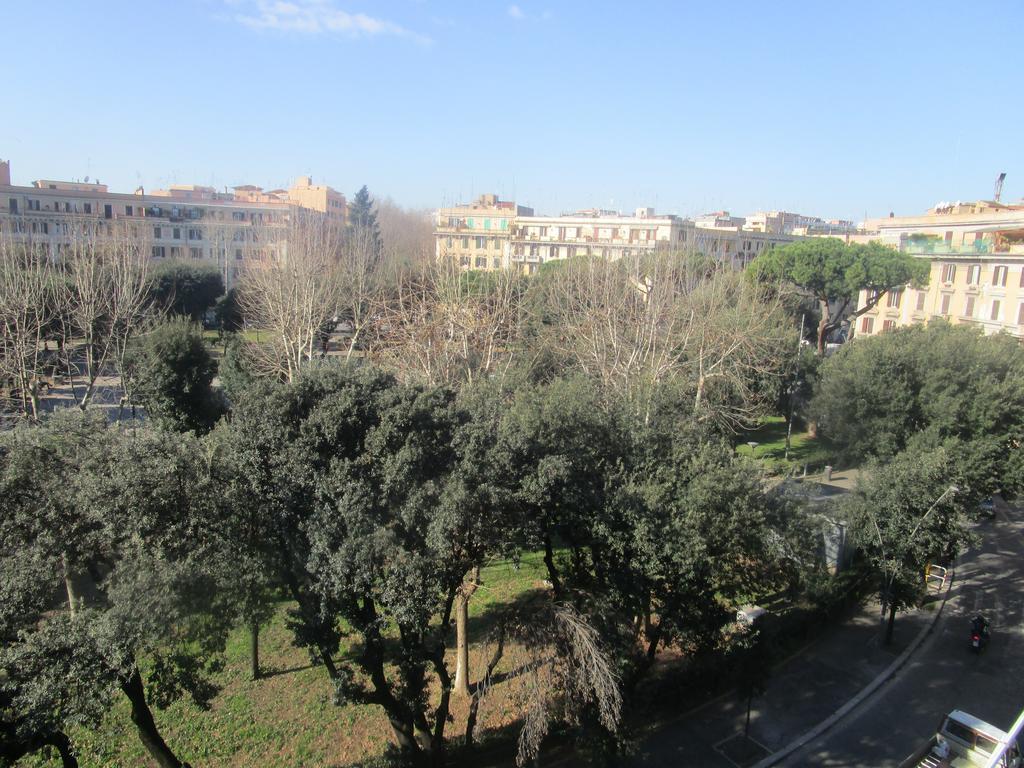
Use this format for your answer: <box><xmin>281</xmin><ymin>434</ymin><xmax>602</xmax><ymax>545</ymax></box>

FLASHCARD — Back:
<box><xmin>0</xmin><ymin>159</ymin><xmax>10</xmax><ymax>186</ymax></box>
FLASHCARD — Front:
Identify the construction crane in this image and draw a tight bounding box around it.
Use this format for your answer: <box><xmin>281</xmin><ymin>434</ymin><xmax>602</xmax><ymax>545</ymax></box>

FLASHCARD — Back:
<box><xmin>994</xmin><ymin>172</ymin><xmax>1006</xmax><ymax>202</ymax></box>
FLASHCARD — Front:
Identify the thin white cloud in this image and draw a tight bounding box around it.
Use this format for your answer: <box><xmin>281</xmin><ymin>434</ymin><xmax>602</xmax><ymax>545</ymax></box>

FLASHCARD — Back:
<box><xmin>507</xmin><ymin>5</ymin><xmax>552</xmax><ymax>22</ymax></box>
<box><xmin>232</xmin><ymin>0</ymin><xmax>431</xmax><ymax>43</ymax></box>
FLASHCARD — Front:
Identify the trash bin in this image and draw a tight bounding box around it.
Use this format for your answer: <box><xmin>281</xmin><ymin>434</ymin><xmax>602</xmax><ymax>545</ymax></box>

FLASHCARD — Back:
<box><xmin>824</xmin><ymin>465</ymin><xmax>833</xmax><ymax>482</ymax></box>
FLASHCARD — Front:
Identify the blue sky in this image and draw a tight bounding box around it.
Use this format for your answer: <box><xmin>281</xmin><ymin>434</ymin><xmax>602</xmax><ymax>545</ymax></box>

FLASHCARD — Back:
<box><xmin>2</xmin><ymin>1</ymin><xmax>1021</xmax><ymax>221</ymax></box>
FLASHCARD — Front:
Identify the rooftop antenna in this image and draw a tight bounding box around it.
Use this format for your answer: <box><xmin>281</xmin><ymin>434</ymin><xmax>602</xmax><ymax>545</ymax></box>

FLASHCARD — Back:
<box><xmin>994</xmin><ymin>172</ymin><xmax>1006</xmax><ymax>203</ymax></box>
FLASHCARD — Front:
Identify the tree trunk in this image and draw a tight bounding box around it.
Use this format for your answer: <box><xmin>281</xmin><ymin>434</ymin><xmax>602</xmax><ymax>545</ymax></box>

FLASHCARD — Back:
<box><xmin>62</xmin><ymin>553</ymin><xmax>78</xmax><ymax>617</ymax></box>
<box><xmin>384</xmin><ymin>713</ymin><xmax>428</xmax><ymax>767</ymax></box>
<box><xmin>745</xmin><ymin>694</ymin><xmax>753</xmax><ymax>739</ymax></box>
<box><xmin>250</xmin><ymin>619</ymin><xmax>260</xmax><ymax>681</ymax></box>
<box><xmin>50</xmin><ymin>731</ymin><xmax>79</xmax><ymax>768</ymax></box>
<box><xmin>885</xmin><ymin>601</ymin><xmax>897</xmax><ymax>646</ymax></box>
<box><xmin>816</xmin><ymin>318</ymin><xmax>828</xmax><ymax>355</ymax></box>
<box><xmin>542</xmin><ymin>535</ymin><xmax>563</xmax><ymax>597</ymax></box>
<box><xmin>453</xmin><ymin>567</ymin><xmax>480</xmax><ymax>698</ymax></box>
<box><xmin>120</xmin><ymin>668</ymin><xmax>187</xmax><ymax>768</ymax></box>
<box><xmin>453</xmin><ymin>593</ymin><xmax>471</xmax><ymax>697</ymax></box>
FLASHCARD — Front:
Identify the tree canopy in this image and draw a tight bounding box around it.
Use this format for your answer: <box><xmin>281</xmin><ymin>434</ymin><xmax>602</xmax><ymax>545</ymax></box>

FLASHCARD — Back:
<box><xmin>0</xmin><ymin>412</ymin><xmax>232</xmax><ymax>767</ymax></box>
<box><xmin>812</xmin><ymin>321</ymin><xmax>1024</xmax><ymax>498</ymax></box>
<box><xmin>148</xmin><ymin>260</ymin><xmax>225</xmax><ymax>322</ymax></box>
<box><xmin>748</xmin><ymin>239</ymin><xmax>929</xmax><ymax>354</ymax></box>
<box><xmin>124</xmin><ymin>319</ymin><xmax>225</xmax><ymax>434</ymax></box>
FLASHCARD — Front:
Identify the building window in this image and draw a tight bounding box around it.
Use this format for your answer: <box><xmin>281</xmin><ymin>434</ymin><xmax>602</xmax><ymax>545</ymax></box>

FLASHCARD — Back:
<box><xmin>966</xmin><ymin>264</ymin><xmax>981</xmax><ymax>284</ymax></box>
<box><xmin>993</xmin><ymin>265</ymin><xmax>1008</xmax><ymax>287</ymax></box>
<box><xmin>916</xmin><ymin>291</ymin><xmax>927</xmax><ymax>312</ymax></box>
<box><xmin>991</xmin><ymin>300</ymin><xmax>1001</xmax><ymax>321</ymax></box>
<box><xmin>475</xmin><ymin>236</ymin><xmax>486</xmax><ymax>249</ymax></box>
<box><xmin>461</xmin><ymin>237</ymin><xmax>469</xmax><ymax>249</ymax></box>
<box><xmin>1018</xmin><ymin>303</ymin><xmax>1024</xmax><ymax>326</ymax></box>
<box><xmin>446</xmin><ymin>237</ymin><xmax>452</xmax><ymax>248</ymax></box>
<box><xmin>940</xmin><ymin>293</ymin><xmax>951</xmax><ymax>315</ymax></box>
<box><xmin>154</xmin><ymin>227</ymin><xmax>162</xmax><ymax>239</ymax></box>
<box><xmin>492</xmin><ymin>237</ymin><xmax>500</xmax><ymax>250</ymax></box>
<box><xmin>173</xmin><ymin>228</ymin><xmax>181</xmax><ymax>240</ymax></box>
<box><xmin>152</xmin><ymin>246</ymin><xmax>166</xmax><ymax>258</ymax></box>
<box><xmin>941</xmin><ymin>263</ymin><xmax>956</xmax><ymax>283</ymax></box>
<box><xmin>887</xmin><ymin>289</ymin><xmax>903</xmax><ymax>308</ymax></box>
<box><xmin>188</xmin><ymin>228</ymin><xmax>202</xmax><ymax>240</ymax></box>
<box><xmin>475</xmin><ymin>256</ymin><xmax>487</xmax><ymax>268</ymax></box>
<box><xmin>459</xmin><ymin>256</ymin><xmax>470</xmax><ymax>267</ymax></box>
<box><xmin>125</xmin><ymin>205</ymin><xmax>133</xmax><ymax>216</ymax></box>
<box><xmin>235</xmin><ymin>249</ymin><xmax>243</xmax><ymax>260</ymax></box>
<box><xmin>190</xmin><ymin>247</ymin><xmax>202</xmax><ymax>259</ymax></box>
<box><xmin>170</xmin><ymin>247</ymin><xmax>181</xmax><ymax>258</ymax></box>
<box><xmin>882</xmin><ymin>320</ymin><xmax>896</xmax><ymax>331</ymax></box>
<box><xmin>860</xmin><ymin>317</ymin><xmax>874</xmax><ymax>334</ymax></box>
<box><xmin>964</xmin><ymin>295</ymin><xmax>975</xmax><ymax>317</ymax></box>
<box><xmin>84</xmin><ymin>202</ymin><xmax>92</xmax><ymax>214</ymax></box>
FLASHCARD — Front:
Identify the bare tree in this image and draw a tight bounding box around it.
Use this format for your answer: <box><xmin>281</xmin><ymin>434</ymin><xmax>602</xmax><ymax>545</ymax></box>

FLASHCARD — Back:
<box><xmin>539</xmin><ymin>250</ymin><xmax>793</xmax><ymax>428</ymax></box>
<box><xmin>238</xmin><ymin>214</ymin><xmax>345</xmax><ymax>381</ymax></box>
<box><xmin>369</xmin><ymin>257</ymin><xmax>528</xmax><ymax>387</ymax></box>
<box><xmin>56</xmin><ymin>220</ymin><xmax>153</xmax><ymax>411</ymax></box>
<box><xmin>376</xmin><ymin>197</ymin><xmax>434</xmax><ymax>275</ymax></box>
<box><xmin>0</xmin><ymin>228</ymin><xmax>58</xmax><ymax>420</ymax></box>
<box><xmin>683</xmin><ymin>269</ymin><xmax>794</xmax><ymax>429</ymax></box>
<box><xmin>337</xmin><ymin>222</ymin><xmax>383</xmax><ymax>361</ymax></box>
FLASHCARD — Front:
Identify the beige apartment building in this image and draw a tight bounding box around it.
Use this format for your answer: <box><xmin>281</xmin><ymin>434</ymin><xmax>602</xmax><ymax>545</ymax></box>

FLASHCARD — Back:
<box><xmin>436</xmin><ymin>194</ymin><xmax>798</xmax><ymax>274</ymax></box>
<box><xmin>434</xmin><ymin>194</ymin><xmax>534</xmax><ymax>270</ymax></box>
<box><xmin>854</xmin><ymin>201</ymin><xmax>1024</xmax><ymax>339</ymax></box>
<box><xmin>744</xmin><ymin>210</ymin><xmax>856</xmax><ymax>236</ymax></box>
<box><xmin>0</xmin><ymin>160</ymin><xmax>346</xmax><ymax>287</ymax></box>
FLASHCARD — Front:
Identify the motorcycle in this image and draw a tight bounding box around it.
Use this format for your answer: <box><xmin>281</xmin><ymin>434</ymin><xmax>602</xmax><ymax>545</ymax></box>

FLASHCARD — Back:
<box><xmin>970</xmin><ymin>616</ymin><xmax>990</xmax><ymax>653</ymax></box>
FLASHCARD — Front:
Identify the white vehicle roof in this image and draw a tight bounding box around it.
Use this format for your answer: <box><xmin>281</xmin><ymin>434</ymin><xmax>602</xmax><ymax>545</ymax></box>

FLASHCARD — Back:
<box><xmin>947</xmin><ymin>710</ymin><xmax>1013</xmax><ymax>743</ymax></box>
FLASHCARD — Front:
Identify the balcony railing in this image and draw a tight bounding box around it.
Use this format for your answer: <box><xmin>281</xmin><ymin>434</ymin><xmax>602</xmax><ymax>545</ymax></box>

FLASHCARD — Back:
<box><xmin>904</xmin><ymin>242</ymin><xmax>1024</xmax><ymax>256</ymax></box>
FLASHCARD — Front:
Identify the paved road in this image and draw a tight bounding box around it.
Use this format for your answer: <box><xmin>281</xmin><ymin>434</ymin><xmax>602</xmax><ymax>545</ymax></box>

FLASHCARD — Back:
<box><xmin>782</xmin><ymin>501</ymin><xmax>1024</xmax><ymax>767</ymax></box>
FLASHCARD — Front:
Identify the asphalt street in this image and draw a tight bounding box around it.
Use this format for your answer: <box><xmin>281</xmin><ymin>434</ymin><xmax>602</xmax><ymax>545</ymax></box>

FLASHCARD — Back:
<box><xmin>782</xmin><ymin>500</ymin><xmax>1024</xmax><ymax>767</ymax></box>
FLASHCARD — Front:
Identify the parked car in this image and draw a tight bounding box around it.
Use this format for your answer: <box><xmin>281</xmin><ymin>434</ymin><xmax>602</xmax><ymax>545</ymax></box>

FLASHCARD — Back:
<box><xmin>979</xmin><ymin>498</ymin><xmax>996</xmax><ymax>519</ymax></box>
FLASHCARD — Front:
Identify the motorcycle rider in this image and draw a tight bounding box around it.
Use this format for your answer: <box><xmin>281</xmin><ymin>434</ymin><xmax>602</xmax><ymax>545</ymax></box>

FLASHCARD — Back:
<box><xmin>971</xmin><ymin>614</ymin><xmax>990</xmax><ymax>648</ymax></box>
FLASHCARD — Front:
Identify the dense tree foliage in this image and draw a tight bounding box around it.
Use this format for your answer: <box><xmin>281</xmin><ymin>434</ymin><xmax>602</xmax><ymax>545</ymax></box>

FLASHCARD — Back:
<box><xmin>0</xmin><ymin>412</ymin><xmax>232</xmax><ymax>767</ymax></box>
<box><xmin>843</xmin><ymin>446</ymin><xmax>970</xmax><ymax>643</ymax></box>
<box><xmin>214</xmin><ymin>287</ymin><xmax>243</xmax><ymax>334</ymax></box>
<box><xmin>148</xmin><ymin>261</ymin><xmax>225</xmax><ymax>322</ymax></box>
<box><xmin>748</xmin><ymin>239</ymin><xmax>929</xmax><ymax>354</ymax></box>
<box><xmin>124</xmin><ymin>319</ymin><xmax>225</xmax><ymax>433</ymax></box>
<box><xmin>812</xmin><ymin>322</ymin><xmax>1024</xmax><ymax>498</ymax></box>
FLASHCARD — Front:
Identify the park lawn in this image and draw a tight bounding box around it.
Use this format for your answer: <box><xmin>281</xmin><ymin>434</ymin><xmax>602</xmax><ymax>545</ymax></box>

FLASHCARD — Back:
<box><xmin>737</xmin><ymin>416</ymin><xmax>834</xmax><ymax>473</ymax></box>
<box><xmin>22</xmin><ymin>553</ymin><xmax>550</xmax><ymax>768</ymax></box>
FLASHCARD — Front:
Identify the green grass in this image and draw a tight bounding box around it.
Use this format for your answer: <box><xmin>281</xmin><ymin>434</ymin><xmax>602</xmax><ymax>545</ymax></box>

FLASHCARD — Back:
<box><xmin>736</xmin><ymin>416</ymin><xmax>835</xmax><ymax>474</ymax></box>
<box><xmin>21</xmin><ymin>555</ymin><xmax>551</xmax><ymax>768</ymax></box>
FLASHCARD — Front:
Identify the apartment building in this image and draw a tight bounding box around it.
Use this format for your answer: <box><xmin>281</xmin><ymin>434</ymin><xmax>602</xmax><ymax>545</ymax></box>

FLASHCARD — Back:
<box><xmin>434</xmin><ymin>194</ymin><xmax>534</xmax><ymax>270</ymax></box>
<box><xmin>0</xmin><ymin>161</ymin><xmax>346</xmax><ymax>287</ymax></box>
<box><xmin>436</xmin><ymin>194</ymin><xmax>799</xmax><ymax>274</ymax></box>
<box><xmin>854</xmin><ymin>201</ymin><xmax>1024</xmax><ymax>339</ymax></box>
<box><xmin>744</xmin><ymin>210</ymin><xmax>856</xmax><ymax>236</ymax></box>
<box><xmin>510</xmin><ymin>208</ymin><xmax>686</xmax><ymax>273</ymax></box>
<box><xmin>695</xmin><ymin>211</ymin><xmax>746</xmax><ymax>229</ymax></box>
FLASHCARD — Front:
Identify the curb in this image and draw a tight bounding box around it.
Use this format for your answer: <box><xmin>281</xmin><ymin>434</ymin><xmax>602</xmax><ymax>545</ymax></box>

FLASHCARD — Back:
<box><xmin>748</xmin><ymin>567</ymin><xmax>956</xmax><ymax>768</ymax></box>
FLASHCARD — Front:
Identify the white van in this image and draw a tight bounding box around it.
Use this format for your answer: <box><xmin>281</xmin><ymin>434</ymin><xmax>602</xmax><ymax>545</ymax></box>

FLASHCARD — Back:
<box><xmin>916</xmin><ymin>710</ymin><xmax>1022</xmax><ymax>767</ymax></box>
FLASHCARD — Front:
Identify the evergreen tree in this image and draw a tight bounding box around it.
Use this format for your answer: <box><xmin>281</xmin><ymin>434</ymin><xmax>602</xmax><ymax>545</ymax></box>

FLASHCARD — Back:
<box><xmin>348</xmin><ymin>185</ymin><xmax>381</xmax><ymax>257</ymax></box>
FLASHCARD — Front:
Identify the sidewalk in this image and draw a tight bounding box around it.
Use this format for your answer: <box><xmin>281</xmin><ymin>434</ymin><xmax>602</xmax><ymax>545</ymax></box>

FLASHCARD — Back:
<box><xmin>629</xmin><ymin>589</ymin><xmax>943</xmax><ymax>768</ymax></box>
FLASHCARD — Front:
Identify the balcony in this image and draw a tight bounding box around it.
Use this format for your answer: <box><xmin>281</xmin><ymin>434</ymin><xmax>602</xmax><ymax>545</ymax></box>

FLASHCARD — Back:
<box><xmin>904</xmin><ymin>242</ymin><xmax>1024</xmax><ymax>256</ymax></box>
